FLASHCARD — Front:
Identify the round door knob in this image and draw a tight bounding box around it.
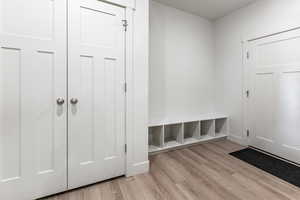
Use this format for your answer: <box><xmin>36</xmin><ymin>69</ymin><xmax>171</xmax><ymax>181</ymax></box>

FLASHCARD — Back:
<box><xmin>70</xmin><ymin>98</ymin><xmax>78</xmax><ymax>105</ymax></box>
<box><xmin>56</xmin><ymin>98</ymin><xmax>65</xmax><ymax>105</ymax></box>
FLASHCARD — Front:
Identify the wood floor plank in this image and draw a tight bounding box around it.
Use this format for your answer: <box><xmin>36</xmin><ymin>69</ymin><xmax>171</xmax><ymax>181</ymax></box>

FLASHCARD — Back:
<box><xmin>43</xmin><ymin>140</ymin><xmax>300</xmax><ymax>200</ymax></box>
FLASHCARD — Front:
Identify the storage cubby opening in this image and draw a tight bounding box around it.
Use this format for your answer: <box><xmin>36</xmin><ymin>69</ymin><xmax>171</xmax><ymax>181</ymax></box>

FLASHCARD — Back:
<box><xmin>215</xmin><ymin>118</ymin><xmax>227</xmax><ymax>135</ymax></box>
<box><xmin>184</xmin><ymin>121</ymin><xmax>200</xmax><ymax>143</ymax></box>
<box><xmin>164</xmin><ymin>123</ymin><xmax>183</xmax><ymax>147</ymax></box>
<box><xmin>149</xmin><ymin>126</ymin><xmax>164</xmax><ymax>150</ymax></box>
<box><xmin>200</xmin><ymin>120</ymin><xmax>215</xmax><ymax>137</ymax></box>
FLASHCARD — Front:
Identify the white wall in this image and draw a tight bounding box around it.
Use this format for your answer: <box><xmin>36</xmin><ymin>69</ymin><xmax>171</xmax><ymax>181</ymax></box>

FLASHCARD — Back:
<box><xmin>149</xmin><ymin>1</ymin><xmax>215</xmax><ymax>124</ymax></box>
<box><xmin>215</xmin><ymin>0</ymin><xmax>300</xmax><ymax>144</ymax></box>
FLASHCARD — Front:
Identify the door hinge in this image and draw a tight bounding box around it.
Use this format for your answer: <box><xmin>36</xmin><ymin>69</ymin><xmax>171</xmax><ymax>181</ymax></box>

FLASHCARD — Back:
<box><xmin>246</xmin><ymin>90</ymin><xmax>250</xmax><ymax>98</ymax></box>
<box><xmin>122</xmin><ymin>20</ymin><xmax>128</xmax><ymax>32</ymax></box>
<box><xmin>246</xmin><ymin>129</ymin><xmax>250</xmax><ymax>137</ymax></box>
<box><xmin>246</xmin><ymin>51</ymin><xmax>250</xmax><ymax>59</ymax></box>
<box><xmin>124</xmin><ymin>83</ymin><xmax>127</xmax><ymax>93</ymax></box>
<box><xmin>125</xmin><ymin>144</ymin><xmax>127</xmax><ymax>153</ymax></box>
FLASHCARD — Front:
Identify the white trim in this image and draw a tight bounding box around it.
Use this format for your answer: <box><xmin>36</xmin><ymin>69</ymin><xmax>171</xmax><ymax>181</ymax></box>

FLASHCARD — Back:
<box><xmin>242</xmin><ymin>40</ymin><xmax>250</xmax><ymax>146</ymax></box>
<box><xmin>247</xmin><ymin>26</ymin><xmax>300</xmax><ymax>42</ymax></box>
<box><xmin>228</xmin><ymin>135</ymin><xmax>247</xmax><ymax>146</ymax></box>
<box><xmin>101</xmin><ymin>0</ymin><xmax>135</xmax><ymax>9</ymax></box>
<box><xmin>126</xmin><ymin>161</ymin><xmax>150</xmax><ymax>177</ymax></box>
<box><xmin>125</xmin><ymin>0</ymin><xmax>149</xmax><ymax>176</ymax></box>
<box><xmin>125</xmin><ymin>7</ymin><xmax>135</xmax><ymax>177</ymax></box>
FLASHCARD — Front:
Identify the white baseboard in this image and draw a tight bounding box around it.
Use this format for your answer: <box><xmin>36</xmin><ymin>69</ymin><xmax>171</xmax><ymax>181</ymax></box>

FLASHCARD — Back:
<box><xmin>228</xmin><ymin>134</ymin><xmax>247</xmax><ymax>146</ymax></box>
<box><xmin>126</xmin><ymin>160</ymin><xmax>149</xmax><ymax>177</ymax></box>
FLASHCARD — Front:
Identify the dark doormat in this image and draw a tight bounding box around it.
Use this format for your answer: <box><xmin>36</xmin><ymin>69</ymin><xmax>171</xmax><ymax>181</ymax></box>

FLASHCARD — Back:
<box><xmin>230</xmin><ymin>148</ymin><xmax>300</xmax><ymax>187</ymax></box>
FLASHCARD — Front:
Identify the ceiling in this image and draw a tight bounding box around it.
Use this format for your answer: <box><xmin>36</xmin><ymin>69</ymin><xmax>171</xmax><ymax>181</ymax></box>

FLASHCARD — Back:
<box><xmin>153</xmin><ymin>0</ymin><xmax>257</xmax><ymax>20</ymax></box>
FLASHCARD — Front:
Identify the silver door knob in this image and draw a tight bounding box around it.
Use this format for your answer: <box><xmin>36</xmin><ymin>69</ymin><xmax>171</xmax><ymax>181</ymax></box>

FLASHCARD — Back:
<box><xmin>70</xmin><ymin>98</ymin><xmax>78</xmax><ymax>105</ymax></box>
<box><xmin>56</xmin><ymin>98</ymin><xmax>65</xmax><ymax>105</ymax></box>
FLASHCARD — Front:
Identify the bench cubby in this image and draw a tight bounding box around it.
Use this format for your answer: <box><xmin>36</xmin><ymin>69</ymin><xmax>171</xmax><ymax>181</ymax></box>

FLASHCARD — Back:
<box><xmin>148</xmin><ymin>114</ymin><xmax>228</xmax><ymax>153</ymax></box>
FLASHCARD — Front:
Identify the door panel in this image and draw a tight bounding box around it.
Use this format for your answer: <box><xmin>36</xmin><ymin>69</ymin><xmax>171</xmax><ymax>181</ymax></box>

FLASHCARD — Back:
<box><xmin>0</xmin><ymin>47</ymin><xmax>22</xmax><ymax>183</ymax></box>
<box><xmin>277</xmin><ymin>69</ymin><xmax>300</xmax><ymax>163</ymax></box>
<box><xmin>68</xmin><ymin>0</ymin><xmax>126</xmax><ymax>189</ymax></box>
<box><xmin>251</xmin><ymin>71</ymin><xmax>276</xmax><ymax>152</ymax></box>
<box><xmin>0</xmin><ymin>0</ymin><xmax>67</xmax><ymax>199</ymax></box>
<box><xmin>2</xmin><ymin>0</ymin><xmax>55</xmax><ymax>39</ymax></box>
<box><xmin>248</xmin><ymin>29</ymin><xmax>300</xmax><ymax>163</ymax></box>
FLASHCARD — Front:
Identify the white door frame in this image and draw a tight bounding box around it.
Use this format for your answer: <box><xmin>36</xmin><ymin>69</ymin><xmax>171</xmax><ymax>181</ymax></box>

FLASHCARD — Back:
<box><xmin>242</xmin><ymin>40</ymin><xmax>248</xmax><ymax>146</ymax></box>
<box><xmin>242</xmin><ymin>27</ymin><xmax>300</xmax><ymax>147</ymax></box>
<box><xmin>124</xmin><ymin>6</ymin><xmax>149</xmax><ymax>176</ymax></box>
<box><xmin>125</xmin><ymin>7</ymin><xmax>133</xmax><ymax>176</ymax></box>
<box><xmin>124</xmin><ymin>1</ymin><xmax>150</xmax><ymax>176</ymax></box>
<box><xmin>125</xmin><ymin>7</ymin><xmax>134</xmax><ymax>177</ymax></box>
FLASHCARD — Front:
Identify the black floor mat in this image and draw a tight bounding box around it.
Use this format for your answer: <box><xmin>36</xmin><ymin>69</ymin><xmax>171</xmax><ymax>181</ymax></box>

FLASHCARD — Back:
<box><xmin>230</xmin><ymin>148</ymin><xmax>300</xmax><ymax>187</ymax></box>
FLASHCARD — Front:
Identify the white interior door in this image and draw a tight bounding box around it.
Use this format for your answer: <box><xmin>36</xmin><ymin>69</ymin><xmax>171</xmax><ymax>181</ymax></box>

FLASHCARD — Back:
<box><xmin>247</xmin><ymin>29</ymin><xmax>300</xmax><ymax>164</ymax></box>
<box><xmin>68</xmin><ymin>0</ymin><xmax>126</xmax><ymax>189</ymax></box>
<box><xmin>0</xmin><ymin>0</ymin><xmax>67</xmax><ymax>199</ymax></box>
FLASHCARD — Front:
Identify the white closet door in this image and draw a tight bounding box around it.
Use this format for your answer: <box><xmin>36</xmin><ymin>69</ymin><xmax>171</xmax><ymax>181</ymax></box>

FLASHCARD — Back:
<box><xmin>248</xmin><ymin>29</ymin><xmax>300</xmax><ymax>163</ymax></box>
<box><xmin>0</xmin><ymin>0</ymin><xmax>67</xmax><ymax>199</ymax></box>
<box><xmin>68</xmin><ymin>0</ymin><xmax>126</xmax><ymax>189</ymax></box>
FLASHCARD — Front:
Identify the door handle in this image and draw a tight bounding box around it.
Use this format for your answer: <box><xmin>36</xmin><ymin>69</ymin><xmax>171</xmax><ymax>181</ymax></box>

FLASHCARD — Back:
<box><xmin>70</xmin><ymin>98</ymin><xmax>78</xmax><ymax>105</ymax></box>
<box><xmin>56</xmin><ymin>98</ymin><xmax>65</xmax><ymax>105</ymax></box>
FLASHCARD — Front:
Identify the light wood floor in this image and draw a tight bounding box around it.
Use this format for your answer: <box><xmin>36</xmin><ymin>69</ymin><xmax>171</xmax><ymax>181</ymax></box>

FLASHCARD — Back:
<box><xmin>44</xmin><ymin>139</ymin><xmax>300</xmax><ymax>200</ymax></box>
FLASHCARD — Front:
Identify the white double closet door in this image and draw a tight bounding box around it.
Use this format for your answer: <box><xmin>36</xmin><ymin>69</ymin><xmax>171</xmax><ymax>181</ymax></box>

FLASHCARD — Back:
<box><xmin>247</xmin><ymin>29</ymin><xmax>300</xmax><ymax>164</ymax></box>
<box><xmin>0</xmin><ymin>0</ymin><xmax>126</xmax><ymax>199</ymax></box>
